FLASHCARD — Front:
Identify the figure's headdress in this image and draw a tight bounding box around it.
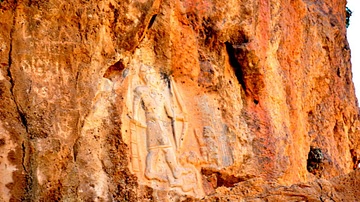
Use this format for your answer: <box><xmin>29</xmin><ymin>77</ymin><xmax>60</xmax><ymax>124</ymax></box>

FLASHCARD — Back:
<box><xmin>139</xmin><ymin>64</ymin><xmax>156</xmax><ymax>83</ymax></box>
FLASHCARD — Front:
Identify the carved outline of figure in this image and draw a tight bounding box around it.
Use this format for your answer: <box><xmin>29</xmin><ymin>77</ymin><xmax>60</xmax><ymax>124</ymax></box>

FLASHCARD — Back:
<box><xmin>132</xmin><ymin>64</ymin><xmax>186</xmax><ymax>183</ymax></box>
<box><xmin>203</xmin><ymin>126</ymin><xmax>220</xmax><ymax>167</ymax></box>
<box><xmin>194</xmin><ymin>126</ymin><xmax>220</xmax><ymax>167</ymax></box>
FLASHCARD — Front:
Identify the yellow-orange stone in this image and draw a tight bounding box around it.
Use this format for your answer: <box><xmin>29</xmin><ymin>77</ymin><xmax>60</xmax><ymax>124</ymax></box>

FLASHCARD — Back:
<box><xmin>0</xmin><ymin>0</ymin><xmax>359</xmax><ymax>201</ymax></box>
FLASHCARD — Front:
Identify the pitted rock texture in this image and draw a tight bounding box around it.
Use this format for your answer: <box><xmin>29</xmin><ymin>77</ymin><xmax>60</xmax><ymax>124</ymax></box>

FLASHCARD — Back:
<box><xmin>0</xmin><ymin>0</ymin><xmax>359</xmax><ymax>201</ymax></box>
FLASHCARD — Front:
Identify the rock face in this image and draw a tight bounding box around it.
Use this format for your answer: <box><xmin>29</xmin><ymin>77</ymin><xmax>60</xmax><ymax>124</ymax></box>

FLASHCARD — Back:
<box><xmin>0</xmin><ymin>0</ymin><xmax>359</xmax><ymax>201</ymax></box>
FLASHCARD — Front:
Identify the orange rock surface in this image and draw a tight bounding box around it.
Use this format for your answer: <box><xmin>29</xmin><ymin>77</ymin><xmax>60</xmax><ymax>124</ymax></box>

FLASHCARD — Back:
<box><xmin>0</xmin><ymin>0</ymin><xmax>359</xmax><ymax>201</ymax></box>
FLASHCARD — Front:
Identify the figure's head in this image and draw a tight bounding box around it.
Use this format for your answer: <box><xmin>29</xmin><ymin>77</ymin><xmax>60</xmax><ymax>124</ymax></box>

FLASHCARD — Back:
<box><xmin>139</xmin><ymin>64</ymin><xmax>158</xmax><ymax>86</ymax></box>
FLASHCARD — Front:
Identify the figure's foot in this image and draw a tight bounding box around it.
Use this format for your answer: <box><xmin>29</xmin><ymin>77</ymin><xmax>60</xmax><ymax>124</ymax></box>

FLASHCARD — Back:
<box><xmin>169</xmin><ymin>175</ymin><xmax>194</xmax><ymax>192</ymax></box>
<box><xmin>169</xmin><ymin>178</ymin><xmax>182</xmax><ymax>187</ymax></box>
<box><xmin>173</xmin><ymin>167</ymin><xmax>191</xmax><ymax>179</ymax></box>
<box><xmin>145</xmin><ymin>171</ymin><xmax>167</xmax><ymax>182</ymax></box>
<box><xmin>180</xmin><ymin>184</ymin><xmax>194</xmax><ymax>192</ymax></box>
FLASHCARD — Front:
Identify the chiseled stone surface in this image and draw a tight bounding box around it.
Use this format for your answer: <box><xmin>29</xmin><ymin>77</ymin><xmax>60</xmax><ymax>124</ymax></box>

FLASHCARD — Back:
<box><xmin>0</xmin><ymin>0</ymin><xmax>359</xmax><ymax>201</ymax></box>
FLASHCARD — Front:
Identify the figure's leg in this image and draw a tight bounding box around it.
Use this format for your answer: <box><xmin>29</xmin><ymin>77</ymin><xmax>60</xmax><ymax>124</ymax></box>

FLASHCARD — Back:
<box><xmin>145</xmin><ymin>149</ymin><xmax>167</xmax><ymax>182</ymax></box>
<box><xmin>164</xmin><ymin>148</ymin><xmax>188</xmax><ymax>179</ymax></box>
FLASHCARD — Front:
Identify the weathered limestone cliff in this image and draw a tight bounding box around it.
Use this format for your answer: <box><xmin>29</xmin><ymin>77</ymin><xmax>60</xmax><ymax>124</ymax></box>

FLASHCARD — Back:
<box><xmin>0</xmin><ymin>0</ymin><xmax>359</xmax><ymax>201</ymax></box>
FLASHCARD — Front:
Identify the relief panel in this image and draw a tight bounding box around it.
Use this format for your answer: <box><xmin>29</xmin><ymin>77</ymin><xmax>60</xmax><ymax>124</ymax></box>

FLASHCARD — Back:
<box><xmin>122</xmin><ymin>64</ymin><xmax>206</xmax><ymax>197</ymax></box>
<box><xmin>120</xmin><ymin>62</ymin><xmax>237</xmax><ymax>198</ymax></box>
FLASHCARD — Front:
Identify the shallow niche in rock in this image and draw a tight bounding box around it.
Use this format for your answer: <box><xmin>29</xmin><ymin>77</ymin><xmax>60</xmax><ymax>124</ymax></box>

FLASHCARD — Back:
<box><xmin>350</xmin><ymin>149</ymin><xmax>360</xmax><ymax>169</ymax></box>
<box><xmin>0</xmin><ymin>138</ymin><xmax>5</xmax><ymax>146</ymax></box>
<box><xmin>103</xmin><ymin>60</ymin><xmax>125</xmax><ymax>81</ymax></box>
<box><xmin>307</xmin><ymin>146</ymin><xmax>324</xmax><ymax>176</ymax></box>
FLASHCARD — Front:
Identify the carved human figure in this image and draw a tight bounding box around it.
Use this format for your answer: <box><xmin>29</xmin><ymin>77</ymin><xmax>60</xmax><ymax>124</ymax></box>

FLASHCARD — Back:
<box><xmin>194</xmin><ymin>126</ymin><xmax>220</xmax><ymax>167</ymax></box>
<box><xmin>132</xmin><ymin>64</ymin><xmax>185</xmax><ymax>182</ymax></box>
<box><xmin>203</xmin><ymin>126</ymin><xmax>220</xmax><ymax>166</ymax></box>
<box><xmin>203</xmin><ymin>126</ymin><xmax>220</xmax><ymax>167</ymax></box>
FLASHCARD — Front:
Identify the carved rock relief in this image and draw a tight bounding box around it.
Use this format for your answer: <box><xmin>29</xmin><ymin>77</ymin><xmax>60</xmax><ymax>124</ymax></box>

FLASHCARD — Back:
<box><xmin>121</xmin><ymin>63</ymin><xmax>203</xmax><ymax>197</ymax></box>
<box><xmin>120</xmin><ymin>62</ymin><xmax>236</xmax><ymax>198</ymax></box>
<box><xmin>195</xmin><ymin>95</ymin><xmax>235</xmax><ymax>169</ymax></box>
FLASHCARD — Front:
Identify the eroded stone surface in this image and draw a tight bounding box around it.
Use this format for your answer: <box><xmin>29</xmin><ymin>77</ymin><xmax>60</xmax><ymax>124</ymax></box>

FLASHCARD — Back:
<box><xmin>0</xmin><ymin>0</ymin><xmax>359</xmax><ymax>201</ymax></box>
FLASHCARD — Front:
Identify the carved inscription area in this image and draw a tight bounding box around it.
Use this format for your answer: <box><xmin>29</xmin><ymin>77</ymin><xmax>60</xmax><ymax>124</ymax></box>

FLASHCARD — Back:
<box><xmin>16</xmin><ymin>27</ymin><xmax>82</xmax><ymax>140</ymax></box>
<box><xmin>15</xmin><ymin>11</ymin><xmax>84</xmax><ymax>140</ymax></box>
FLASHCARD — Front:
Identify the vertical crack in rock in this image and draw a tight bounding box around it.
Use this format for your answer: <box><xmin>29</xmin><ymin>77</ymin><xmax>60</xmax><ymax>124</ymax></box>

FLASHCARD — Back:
<box><xmin>73</xmin><ymin>138</ymin><xmax>80</xmax><ymax>162</ymax></box>
<box><xmin>317</xmin><ymin>181</ymin><xmax>327</xmax><ymax>202</ymax></box>
<box><xmin>350</xmin><ymin>149</ymin><xmax>360</xmax><ymax>169</ymax></box>
<box><xmin>6</xmin><ymin>3</ymin><xmax>28</xmax><ymax>133</ymax></box>
<box><xmin>7</xmin><ymin>58</ymin><xmax>28</xmax><ymax>133</ymax></box>
<box><xmin>5</xmin><ymin>2</ymin><xmax>33</xmax><ymax>199</ymax></box>
<box><xmin>224</xmin><ymin>42</ymin><xmax>246</xmax><ymax>91</ymax></box>
<box><xmin>147</xmin><ymin>14</ymin><xmax>157</xmax><ymax>30</ymax></box>
<box><xmin>21</xmin><ymin>142</ymin><xmax>27</xmax><ymax>172</ymax></box>
<box><xmin>21</xmin><ymin>140</ymin><xmax>33</xmax><ymax>200</ymax></box>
